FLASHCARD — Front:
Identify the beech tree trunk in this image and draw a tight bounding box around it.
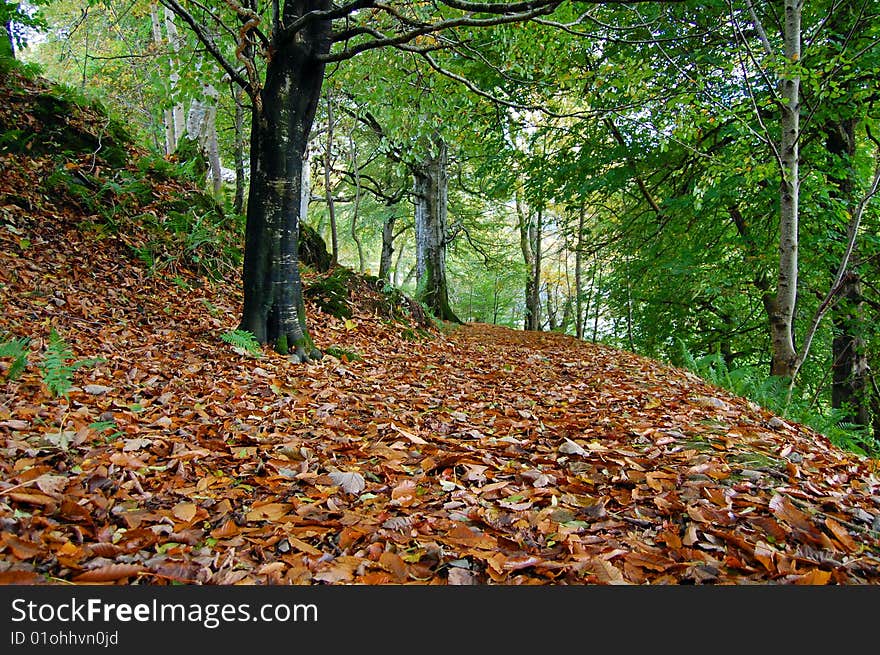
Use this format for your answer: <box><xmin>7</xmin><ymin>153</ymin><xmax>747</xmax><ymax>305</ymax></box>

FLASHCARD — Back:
<box><xmin>413</xmin><ymin>139</ymin><xmax>460</xmax><ymax>322</ymax></box>
<box><xmin>237</xmin><ymin>4</ymin><xmax>330</xmax><ymax>361</ymax></box>
<box><xmin>323</xmin><ymin>92</ymin><xmax>339</xmax><ymax>264</ymax></box>
<box><xmin>185</xmin><ymin>85</ymin><xmax>223</xmax><ymax>198</ymax></box>
<box><xmin>232</xmin><ymin>86</ymin><xmax>246</xmax><ymax>215</ymax></box>
<box><xmin>379</xmin><ymin>212</ymin><xmax>396</xmax><ymax>283</ymax></box>
<box><xmin>826</xmin><ymin>117</ymin><xmax>870</xmax><ymax>425</ymax></box>
<box><xmin>518</xmin><ymin>194</ymin><xmax>542</xmax><ymax>331</ymax></box>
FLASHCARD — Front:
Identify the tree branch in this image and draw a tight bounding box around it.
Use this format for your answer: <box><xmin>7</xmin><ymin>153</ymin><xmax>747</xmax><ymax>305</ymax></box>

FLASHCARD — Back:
<box><xmin>159</xmin><ymin>0</ymin><xmax>250</xmax><ymax>90</ymax></box>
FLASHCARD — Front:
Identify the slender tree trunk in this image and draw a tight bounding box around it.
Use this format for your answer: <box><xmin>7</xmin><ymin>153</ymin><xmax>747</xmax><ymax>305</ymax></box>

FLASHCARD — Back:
<box><xmin>520</xmin><ymin>203</ymin><xmax>543</xmax><ymax>331</ymax></box>
<box><xmin>323</xmin><ymin>92</ymin><xmax>339</xmax><ymax>264</ymax></box>
<box><xmin>2</xmin><ymin>21</ymin><xmax>15</xmax><ymax>59</ymax></box>
<box><xmin>393</xmin><ymin>239</ymin><xmax>407</xmax><ymax>287</ymax></box>
<box><xmin>185</xmin><ymin>85</ymin><xmax>223</xmax><ymax>198</ymax></box>
<box><xmin>414</xmin><ymin>168</ymin><xmax>428</xmax><ymax>283</ymax></box>
<box><xmin>149</xmin><ymin>3</ymin><xmax>175</xmax><ymax>155</ymax></box>
<box><xmin>237</xmin><ymin>5</ymin><xmax>330</xmax><ymax>360</ymax></box>
<box><xmin>592</xmin><ymin>266</ymin><xmax>602</xmax><ymax>343</ymax></box>
<box><xmin>575</xmin><ymin>205</ymin><xmax>586</xmax><ymax>339</ymax></box>
<box><xmin>413</xmin><ymin>138</ymin><xmax>460</xmax><ymax>322</ymax></box>
<box><xmin>232</xmin><ymin>86</ymin><xmax>247</xmax><ymax>214</ymax></box>
<box><xmin>349</xmin><ymin>129</ymin><xmax>365</xmax><ymax>273</ymax></box>
<box><xmin>769</xmin><ymin>0</ymin><xmax>801</xmax><ymax>378</ymax></box>
<box><xmin>164</xmin><ymin>7</ymin><xmax>185</xmax><ymax>147</ymax></box>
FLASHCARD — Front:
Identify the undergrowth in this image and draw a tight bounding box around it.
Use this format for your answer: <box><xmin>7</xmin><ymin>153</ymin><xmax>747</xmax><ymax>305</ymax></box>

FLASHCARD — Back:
<box><xmin>1</xmin><ymin>329</ymin><xmax>103</xmax><ymax>397</ymax></box>
<box><xmin>676</xmin><ymin>340</ymin><xmax>879</xmax><ymax>457</ymax></box>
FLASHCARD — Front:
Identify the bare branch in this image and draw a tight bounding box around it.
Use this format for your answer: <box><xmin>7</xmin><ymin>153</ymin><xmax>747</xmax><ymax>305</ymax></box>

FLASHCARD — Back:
<box><xmin>159</xmin><ymin>0</ymin><xmax>250</xmax><ymax>90</ymax></box>
<box><xmin>322</xmin><ymin>4</ymin><xmax>558</xmax><ymax>62</ymax></box>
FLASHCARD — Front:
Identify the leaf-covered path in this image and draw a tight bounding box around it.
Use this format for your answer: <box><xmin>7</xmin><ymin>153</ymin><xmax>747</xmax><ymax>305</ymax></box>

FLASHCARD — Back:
<box><xmin>2</xmin><ymin>68</ymin><xmax>880</xmax><ymax>584</ymax></box>
<box><xmin>2</xmin><ymin>202</ymin><xmax>880</xmax><ymax>584</ymax></box>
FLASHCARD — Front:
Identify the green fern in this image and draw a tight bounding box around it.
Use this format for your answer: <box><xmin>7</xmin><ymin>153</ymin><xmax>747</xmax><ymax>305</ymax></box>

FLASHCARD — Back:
<box><xmin>0</xmin><ymin>335</ymin><xmax>30</xmax><ymax>381</ymax></box>
<box><xmin>221</xmin><ymin>329</ymin><xmax>262</xmax><ymax>357</ymax></box>
<box><xmin>39</xmin><ymin>329</ymin><xmax>103</xmax><ymax>397</ymax></box>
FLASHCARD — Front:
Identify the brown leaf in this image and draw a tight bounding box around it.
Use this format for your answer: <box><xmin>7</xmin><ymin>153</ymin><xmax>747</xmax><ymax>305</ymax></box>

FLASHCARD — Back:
<box><xmin>0</xmin><ymin>570</ymin><xmax>45</xmax><ymax>584</ymax></box>
<box><xmin>172</xmin><ymin>502</ymin><xmax>198</xmax><ymax>523</ymax></box>
<box><xmin>246</xmin><ymin>503</ymin><xmax>293</xmax><ymax>522</ymax></box>
<box><xmin>1</xmin><ymin>534</ymin><xmax>43</xmax><ymax>559</ymax></box>
<box><xmin>109</xmin><ymin>451</ymin><xmax>148</xmax><ymax>469</ymax></box>
<box><xmin>591</xmin><ymin>558</ymin><xmax>630</xmax><ymax>585</ymax></box>
<box><xmin>389</xmin><ymin>423</ymin><xmax>428</xmax><ymax>444</ymax></box>
<box><xmin>73</xmin><ymin>564</ymin><xmax>146</xmax><ymax>583</ymax></box>
<box><xmin>379</xmin><ymin>551</ymin><xmax>408</xmax><ymax>581</ymax></box>
<box><xmin>391</xmin><ymin>479</ymin><xmax>418</xmax><ymax>507</ymax></box>
<box><xmin>824</xmin><ymin>517</ymin><xmax>858</xmax><ymax>553</ymax></box>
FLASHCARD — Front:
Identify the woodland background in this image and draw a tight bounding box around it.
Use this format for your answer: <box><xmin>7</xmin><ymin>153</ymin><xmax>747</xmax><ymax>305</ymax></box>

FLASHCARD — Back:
<box><xmin>14</xmin><ymin>0</ymin><xmax>879</xmax><ymax>453</ymax></box>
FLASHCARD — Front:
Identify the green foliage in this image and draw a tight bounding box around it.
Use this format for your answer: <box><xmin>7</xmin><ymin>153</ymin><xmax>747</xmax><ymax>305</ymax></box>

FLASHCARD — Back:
<box><xmin>676</xmin><ymin>340</ymin><xmax>878</xmax><ymax>457</ymax></box>
<box><xmin>0</xmin><ymin>334</ymin><xmax>30</xmax><ymax>381</ymax></box>
<box><xmin>304</xmin><ymin>268</ymin><xmax>354</xmax><ymax>319</ymax></box>
<box><xmin>133</xmin><ymin>202</ymin><xmax>242</xmax><ymax>279</ymax></box>
<box><xmin>324</xmin><ymin>346</ymin><xmax>362</xmax><ymax>362</ymax></box>
<box><xmin>38</xmin><ymin>329</ymin><xmax>103</xmax><ymax>398</ymax></box>
<box><xmin>221</xmin><ymin>329</ymin><xmax>262</xmax><ymax>358</ymax></box>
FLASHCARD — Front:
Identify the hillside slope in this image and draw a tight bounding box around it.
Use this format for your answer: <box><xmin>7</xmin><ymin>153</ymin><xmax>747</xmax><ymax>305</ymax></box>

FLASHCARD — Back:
<box><xmin>1</xmin><ymin>67</ymin><xmax>880</xmax><ymax>585</ymax></box>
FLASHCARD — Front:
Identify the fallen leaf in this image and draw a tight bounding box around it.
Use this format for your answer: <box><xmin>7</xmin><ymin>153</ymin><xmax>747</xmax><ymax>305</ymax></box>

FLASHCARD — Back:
<box><xmin>329</xmin><ymin>471</ymin><xmax>366</xmax><ymax>495</ymax></box>
<box><xmin>172</xmin><ymin>502</ymin><xmax>198</xmax><ymax>523</ymax></box>
<box><xmin>73</xmin><ymin>564</ymin><xmax>146</xmax><ymax>583</ymax></box>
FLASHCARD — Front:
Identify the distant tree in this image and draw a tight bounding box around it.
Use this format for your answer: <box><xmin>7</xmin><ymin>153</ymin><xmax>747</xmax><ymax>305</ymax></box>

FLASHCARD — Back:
<box><xmin>158</xmin><ymin>0</ymin><xmax>674</xmax><ymax>359</ymax></box>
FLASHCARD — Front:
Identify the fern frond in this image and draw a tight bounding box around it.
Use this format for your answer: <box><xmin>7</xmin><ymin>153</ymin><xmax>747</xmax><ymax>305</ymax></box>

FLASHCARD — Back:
<box><xmin>38</xmin><ymin>329</ymin><xmax>103</xmax><ymax>397</ymax></box>
<box><xmin>221</xmin><ymin>329</ymin><xmax>262</xmax><ymax>357</ymax></box>
<box><xmin>0</xmin><ymin>335</ymin><xmax>30</xmax><ymax>381</ymax></box>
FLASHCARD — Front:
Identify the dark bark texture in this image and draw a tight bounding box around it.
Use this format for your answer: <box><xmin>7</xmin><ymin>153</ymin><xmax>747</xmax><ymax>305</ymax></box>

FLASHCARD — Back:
<box><xmin>238</xmin><ymin>0</ymin><xmax>331</xmax><ymax>360</ymax></box>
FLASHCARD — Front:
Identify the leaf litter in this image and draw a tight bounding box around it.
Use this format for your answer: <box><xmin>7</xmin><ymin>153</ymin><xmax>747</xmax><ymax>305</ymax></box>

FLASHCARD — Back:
<box><xmin>1</xmin><ymin>71</ymin><xmax>880</xmax><ymax>585</ymax></box>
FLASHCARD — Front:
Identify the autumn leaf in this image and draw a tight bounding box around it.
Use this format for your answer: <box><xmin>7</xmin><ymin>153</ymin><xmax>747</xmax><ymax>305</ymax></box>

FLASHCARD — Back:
<box><xmin>73</xmin><ymin>564</ymin><xmax>147</xmax><ymax>583</ymax></box>
<box><xmin>329</xmin><ymin>470</ymin><xmax>366</xmax><ymax>495</ymax></box>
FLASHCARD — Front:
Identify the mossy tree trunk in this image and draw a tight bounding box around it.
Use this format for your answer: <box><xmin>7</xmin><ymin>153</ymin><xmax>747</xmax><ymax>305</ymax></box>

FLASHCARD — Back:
<box><xmin>237</xmin><ymin>5</ymin><xmax>330</xmax><ymax>361</ymax></box>
<box><xmin>413</xmin><ymin>138</ymin><xmax>460</xmax><ymax>323</ymax></box>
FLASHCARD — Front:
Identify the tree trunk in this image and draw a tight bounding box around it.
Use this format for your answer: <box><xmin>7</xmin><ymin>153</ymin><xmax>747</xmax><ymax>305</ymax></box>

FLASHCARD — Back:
<box><xmin>237</xmin><ymin>6</ymin><xmax>330</xmax><ymax>360</ymax></box>
<box><xmin>519</xmin><ymin>202</ymin><xmax>543</xmax><ymax>332</ymax></box>
<box><xmin>413</xmin><ymin>138</ymin><xmax>460</xmax><ymax>322</ymax></box>
<box><xmin>185</xmin><ymin>85</ymin><xmax>223</xmax><ymax>199</ymax></box>
<box><xmin>232</xmin><ymin>86</ymin><xmax>246</xmax><ymax>215</ymax></box>
<box><xmin>349</xmin><ymin>129</ymin><xmax>365</xmax><ymax>273</ymax></box>
<box><xmin>149</xmin><ymin>3</ymin><xmax>175</xmax><ymax>155</ymax></box>
<box><xmin>379</xmin><ymin>211</ymin><xmax>396</xmax><ymax>283</ymax></box>
<box><xmin>769</xmin><ymin>0</ymin><xmax>801</xmax><ymax>378</ymax></box>
<box><xmin>826</xmin><ymin>117</ymin><xmax>870</xmax><ymax>425</ymax></box>
<box><xmin>164</xmin><ymin>7</ymin><xmax>186</xmax><ymax>147</ymax></box>
<box><xmin>2</xmin><ymin>21</ymin><xmax>15</xmax><ymax>59</ymax></box>
<box><xmin>323</xmin><ymin>92</ymin><xmax>339</xmax><ymax>264</ymax></box>
<box><xmin>575</xmin><ymin>205</ymin><xmax>586</xmax><ymax>339</ymax></box>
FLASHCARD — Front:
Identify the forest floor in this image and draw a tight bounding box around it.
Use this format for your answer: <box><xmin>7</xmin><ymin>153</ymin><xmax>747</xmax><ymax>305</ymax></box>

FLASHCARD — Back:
<box><xmin>2</xmin><ymin>67</ymin><xmax>880</xmax><ymax>585</ymax></box>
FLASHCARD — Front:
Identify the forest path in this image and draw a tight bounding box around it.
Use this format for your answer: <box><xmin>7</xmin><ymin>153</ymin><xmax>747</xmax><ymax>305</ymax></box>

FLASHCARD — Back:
<box><xmin>1</xmin><ymin>142</ymin><xmax>880</xmax><ymax>583</ymax></box>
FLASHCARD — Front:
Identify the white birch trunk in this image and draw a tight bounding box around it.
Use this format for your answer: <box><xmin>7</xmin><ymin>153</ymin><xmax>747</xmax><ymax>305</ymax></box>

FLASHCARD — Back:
<box><xmin>770</xmin><ymin>0</ymin><xmax>801</xmax><ymax>377</ymax></box>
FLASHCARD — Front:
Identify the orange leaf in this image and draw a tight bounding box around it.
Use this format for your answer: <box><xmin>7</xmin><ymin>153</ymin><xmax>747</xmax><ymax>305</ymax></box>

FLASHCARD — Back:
<box><xmin>824</xmin><ymin>517</ymin><xmax>858</xmax><ymax>553</ymax></box>
<box><xmin>391</xmin><ymin>479</ymin><xmax>418</xmax><ymax>507</ymax></box>
<box><xmin>795</xmin><ymin>569</ymin><xmax>832</xmax><ymax>585</ymax></box>
<box><xmin>172</xmin><ymin>502</ymin><xmax>198</xmax><ymax>523</ymax></box>
<box><xmin>379</xmin><ymin>551</ymin><xmax>408</xmax><ymax>581</ymax></box>
<box><xmin>246</xmin><ymin>503</ymin><xmax>292</xmax><ymax>522</ymax></box>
